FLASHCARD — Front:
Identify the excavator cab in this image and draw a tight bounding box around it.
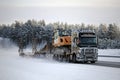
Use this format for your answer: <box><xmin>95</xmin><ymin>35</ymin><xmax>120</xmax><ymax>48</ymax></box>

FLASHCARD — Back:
<box><xmin>53</xmin><ymin>29</ymin><xmax>71</xmax><ymax>47</ymax></box>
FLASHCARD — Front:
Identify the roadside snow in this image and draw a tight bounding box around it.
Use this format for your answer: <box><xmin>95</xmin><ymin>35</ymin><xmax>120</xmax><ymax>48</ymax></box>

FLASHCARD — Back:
<box><xmin>98</xmin><ymin>57</ymin><xmax>120</xmax><ymax>62</ymax></box>
<box><xmin>98</xmin><ymin>49</ymin><xmax>120</xmax><ymax>56</ymax></box>
<box><xmin>98</xmin><ymin>49</ymin><xmax>120</xmax><ymax>62</ymax></box>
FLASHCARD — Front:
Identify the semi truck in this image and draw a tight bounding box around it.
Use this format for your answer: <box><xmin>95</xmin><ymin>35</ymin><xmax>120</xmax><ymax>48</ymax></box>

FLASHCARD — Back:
<box><xmin>52</xmin><ymin>29</ymin><xmax>98</xmax><ymax>63</ymax></box>
<box><xmin>18</xmin><ymin>28</ymin><xmax>98</xmax><ymax>63</ymax></box>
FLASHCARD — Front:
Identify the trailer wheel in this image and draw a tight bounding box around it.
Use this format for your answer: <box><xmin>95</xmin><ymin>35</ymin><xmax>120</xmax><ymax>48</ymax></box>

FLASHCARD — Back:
<box><xmin>58</xmin><ymin>55</ymin><xmax>62</xmax><ymax>61</ymax></box>
<box><xmin>53</xmin><ymin>54</ymin><xmax>56</xmax><ymax>60</ymax></box>
<box><xmin>59</xmin><ymin>55</ymin><xmax>63</xmax><ymax>62</ymax></box>
<box><xmin>56</xmin><ymin>54</ymin><xmax>59</xmax><ymax>61</ymax></box>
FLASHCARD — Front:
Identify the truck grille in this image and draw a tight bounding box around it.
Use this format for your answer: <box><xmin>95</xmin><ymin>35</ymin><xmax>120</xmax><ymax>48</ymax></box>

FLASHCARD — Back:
<box><xmin>85</xmin><ymin>49</ymin><xmax>94</xmax><ymax>57</ymax></box>
<box><xmin>85</xmin><ymin>49</ymin><xmax>94</xmax><ymax>53</ymax></box>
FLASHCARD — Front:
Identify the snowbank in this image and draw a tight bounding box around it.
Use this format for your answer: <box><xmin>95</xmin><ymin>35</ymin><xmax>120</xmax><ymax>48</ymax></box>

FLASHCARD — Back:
<box><xmin>99</xmin><ymin>49</ymin><xmax>120</xmax><ymax>56</ymax></box>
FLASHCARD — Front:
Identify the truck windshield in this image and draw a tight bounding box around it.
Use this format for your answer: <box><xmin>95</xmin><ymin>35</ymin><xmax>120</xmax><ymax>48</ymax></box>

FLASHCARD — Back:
<box><xmin>80</xmin><ymin>37</ymin><xmax>97</xmax><ymax>45</ymax></box>
<box><xmin>59</xmin><ymin>31</ymin><xmax>69</xmax><ymax>36</ymax></box>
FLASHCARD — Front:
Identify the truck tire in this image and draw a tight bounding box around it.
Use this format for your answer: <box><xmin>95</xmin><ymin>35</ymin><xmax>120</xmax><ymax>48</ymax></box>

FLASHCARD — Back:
<box><xmin>60</xmin><ymin>55</ymin><xmax>63</xmax><ymax>62</ymax></box>
<box><xmin>53</xmin><ymin>54</ymin><xmax>56</xmax><ymax>60</ymax></box>
<box><xmin>66</xmin><ymin>55</ymin><xmax>70</xmax><ymax>62</ymax></box>
<box><xmin>72</xmin><ymin>54</ymin><xmax>76</xmax><ymax>63</ymax></box>
<box><xmin>55</xmin><ymin>54</ymin><xmax>58</xmax><ymax>60</ymax></box>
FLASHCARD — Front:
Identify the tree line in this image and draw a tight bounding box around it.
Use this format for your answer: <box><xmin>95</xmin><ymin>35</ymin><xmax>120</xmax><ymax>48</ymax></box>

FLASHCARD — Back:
<box><xmin>0</xmin><ymin>19</ymin><xmax>120</xmax><ymax>49</ymax></box>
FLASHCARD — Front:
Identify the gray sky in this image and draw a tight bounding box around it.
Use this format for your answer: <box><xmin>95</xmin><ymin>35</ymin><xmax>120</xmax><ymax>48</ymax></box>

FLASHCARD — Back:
<box><xmin>0</xmin><ymin>0</ymin><xmax>120</xmax><ymax>25</ymax></box>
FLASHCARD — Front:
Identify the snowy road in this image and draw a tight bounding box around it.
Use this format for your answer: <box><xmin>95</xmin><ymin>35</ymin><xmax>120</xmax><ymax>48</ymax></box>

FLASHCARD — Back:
<box><xmin>0</xmin><ymin>47</ymin><xmax>120</xmax><ymax>80</ymax></box>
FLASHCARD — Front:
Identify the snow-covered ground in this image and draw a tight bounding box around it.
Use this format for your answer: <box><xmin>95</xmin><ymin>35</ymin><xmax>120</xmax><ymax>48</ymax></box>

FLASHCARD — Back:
<box><xmin>99</xmin><ymin>49</ymin><xmax>120</xmax><ymax>56</ymax></box>
<box><xmin>0</xmin><ymin>47</ymin><xmax>120</xmax><ymax>80</ymax></box>
<box><xmin>0</xmin><ymin>38</ymin><xmax>120</xmax><ymax>80</ymax></box>
<box><xmin>99</xmin><ymin>56</ymin><xmax>120</xmax><ymax>63</ymax></box>
<box><xmin>98</xmin><ymin>49</ymin><xmax>120</xmax><ymax>62</ymax></box>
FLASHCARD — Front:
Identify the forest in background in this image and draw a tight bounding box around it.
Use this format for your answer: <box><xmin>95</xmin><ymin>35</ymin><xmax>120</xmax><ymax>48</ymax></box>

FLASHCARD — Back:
<box><xmin>0</xmin><ymin>20</ymin><xmax>120</xmax><ymax>49</ymax></box>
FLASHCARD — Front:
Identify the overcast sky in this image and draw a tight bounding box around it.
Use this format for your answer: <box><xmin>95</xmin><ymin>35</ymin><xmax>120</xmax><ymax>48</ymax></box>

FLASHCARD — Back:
<box><xmin>0</xmin><ymin>0</ymin><xmax>120</xmax><ymax>25</ymax></box>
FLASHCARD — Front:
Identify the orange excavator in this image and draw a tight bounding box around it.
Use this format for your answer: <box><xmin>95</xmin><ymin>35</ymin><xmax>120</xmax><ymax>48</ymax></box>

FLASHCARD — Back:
<box><xmin>53</xmin><ymin>29</ymin><xmax>71</xmax><ymax>47</ymax></box>
<box><xmin>52</xmin><ymin>29</ymin><xmax>71</xmax><ymax>61</ymax></box>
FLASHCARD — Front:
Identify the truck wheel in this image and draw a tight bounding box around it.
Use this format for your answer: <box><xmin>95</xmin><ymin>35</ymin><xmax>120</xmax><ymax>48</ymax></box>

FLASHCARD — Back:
<box><xmin>66</xmin><ymin>55</ymin><xmax>70</xmax><ymax>62</ymax></box>
<box><xmin>72</xmin><ymin>54</ymin><xmax>76</xmax><ymax>63</ymax></box>
<box><xmin>53</xmin><ymin>54</ymin><xmax>56</xmax><ymax>60</ymax></box>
